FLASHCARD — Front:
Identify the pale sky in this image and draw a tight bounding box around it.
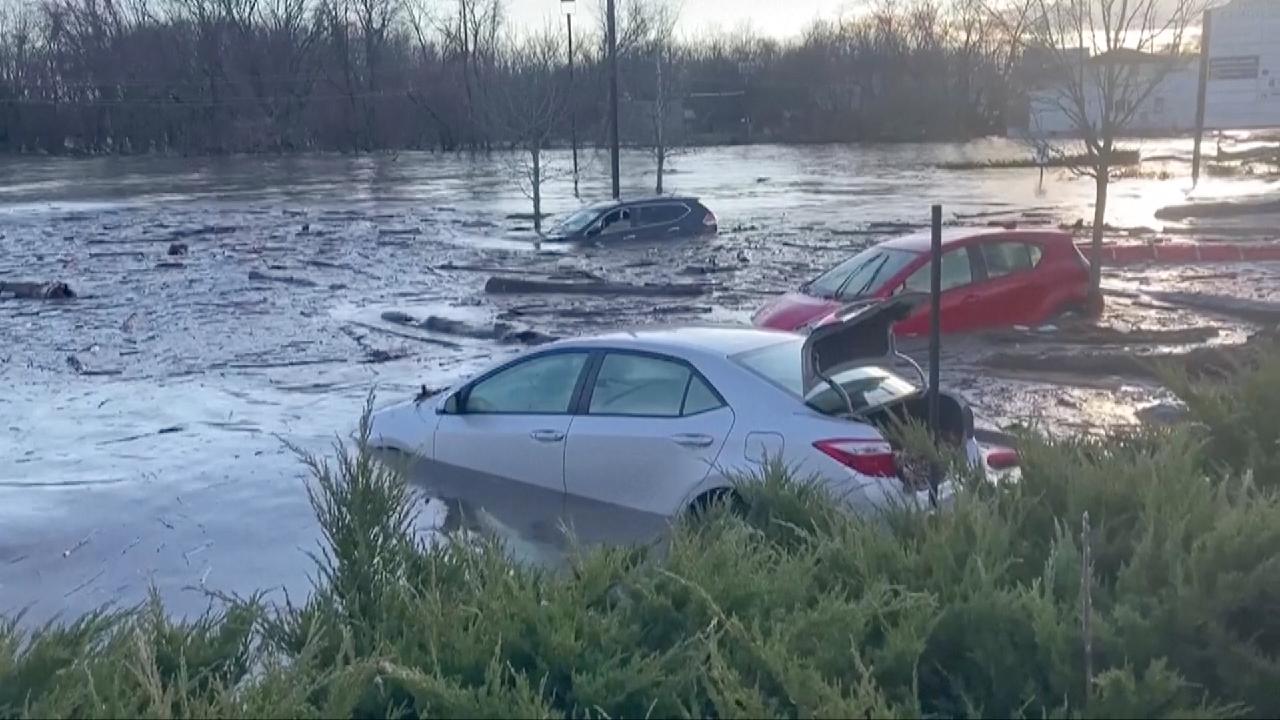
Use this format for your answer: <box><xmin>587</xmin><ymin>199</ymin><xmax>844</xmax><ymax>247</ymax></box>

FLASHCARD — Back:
<box><xmin>508</xmin><ymin>0</ymin><xmax>859</xmax><ymax>41</ymax></box>
<box><xmin>0</xmin><ymin>0</ymin><xmax>1202</xmax><ymax>40</ymax></box>
<box><xmin>0</xmin><ymin>0</ymin><xmax>854</xmax><ymax>41</ymax></box>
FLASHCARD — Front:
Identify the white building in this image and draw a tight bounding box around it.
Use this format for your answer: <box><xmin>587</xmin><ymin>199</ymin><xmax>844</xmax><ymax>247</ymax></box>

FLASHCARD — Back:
<box><xmin>1204</xmin><ymin>0</ymin><xmax>1280</xmax><ymax>130</ymax></box>
<box><xmin>1028</xmin><ymin>52</ymin><xmax>1199</xmax><ymax>136</ymax></box>
<box><xmin>1026</xmin><ymin>0</ymin><xmax>1280</xmax><ymax>137</ymax></box>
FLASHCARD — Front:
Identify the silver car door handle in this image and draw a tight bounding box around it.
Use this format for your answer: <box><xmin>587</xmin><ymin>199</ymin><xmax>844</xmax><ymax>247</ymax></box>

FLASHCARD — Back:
<box><xmin>530</xmin><ymin>429</ymin><xmax>565</xmax><ymax>442</ymax></box>
<box><xmin>671</xmin><ymin>433</ymin><xmax>714</xmax><ymax>448</ymax></box>
<box><xmin>623</xmin><ymin>234</ymin><xmax>636</xmax><ymax>241</ymax></box>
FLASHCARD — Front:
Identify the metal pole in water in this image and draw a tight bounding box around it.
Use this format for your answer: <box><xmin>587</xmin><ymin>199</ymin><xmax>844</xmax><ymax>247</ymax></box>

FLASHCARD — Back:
<box><xmin>566</xmin><ymin>10</ymin><xmax>579</xmax><ymax>198</ymax></box>
<box><xmin>1191</xmin><ymin>9</ymin><xmax>1212</xmax><ymax>189</ymax></box>
<box><xmin>928</xmin><ymin>204</ymin><xmax>943</xmax><ymax>502</ymax></box>
<box><xmin>607</xmin><ymin>0</ymin><xmax>621</xmax><ymax>199</ymax></box>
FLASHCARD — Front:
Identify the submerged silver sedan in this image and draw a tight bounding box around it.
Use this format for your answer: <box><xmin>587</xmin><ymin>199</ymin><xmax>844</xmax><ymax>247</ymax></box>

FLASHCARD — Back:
<box><xmin>369</xmin><ymin>298</ymin><xmax>1013</xmax><ymax>547</ymax></box>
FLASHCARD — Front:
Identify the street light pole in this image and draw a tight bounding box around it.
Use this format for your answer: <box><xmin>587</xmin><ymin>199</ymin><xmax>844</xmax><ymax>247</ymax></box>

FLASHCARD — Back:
<box><xmin>606</xmin><ymin>0</ymin><xmax>621</xmax><ymax>199</ymax></box>
<box><xmin>562</xmin><ymin>0</ymin><xmax>579</xmax><ymax>197</ymax></box>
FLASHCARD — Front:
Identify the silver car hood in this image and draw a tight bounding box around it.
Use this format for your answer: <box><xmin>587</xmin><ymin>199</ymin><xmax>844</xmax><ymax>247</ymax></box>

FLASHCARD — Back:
<box><xmin>800</xmin><ymin>294</ymin><xmax>925</xmax><ymax>396</ymax></box>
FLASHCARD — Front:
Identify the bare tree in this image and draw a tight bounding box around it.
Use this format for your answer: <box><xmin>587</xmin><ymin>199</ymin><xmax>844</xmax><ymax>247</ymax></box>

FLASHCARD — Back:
<box><xmin>0</xmin><ymin>0</ymin><xmax>1069</xmax><ymax>154</ymax></box>
<box><xmin>405</xmin><ymin>0</ymin><xmax>471</xmax><ymax>149</ymax></box>
<box><xmin>1021</xmin><ymin>0</ymin><xmax>1203</xmax><ymax>308</ymax></box>
<box><xmin>641</xmin><ymin>0</ymin><xmax>680</xmax><ymax>194</ymax></box>
<box><xmin>254</xmin><ymin>0</ymin><xmax>322</xmax><ymax>150</ymax></box>
<box><xmin>951</xmin><ymin>0</ymin><xmax>1033</xmax><ymax>129</ymax></box>
<box><xmin>437</xmin><ymin>0</ymin><xmax>503</xmax><ymax>149</ymax></box>
<box><xmin>355</xmin><ymin>0</ymin><xmax>399</xmax><ymax>145</ymax></box>
<box><xmin>0</xmin><ymin>3</ymin><xmax>37</xmax><ymax>149</ymax></box>
<box><xmin>595</xmin><ymin>0</ymin><xmax>655</xmax><ymax>59</ymax></box>
<box><xmin>487</xmin><ymin>28</ymin><xmax>567</xmax><ymax>235</ymax></box>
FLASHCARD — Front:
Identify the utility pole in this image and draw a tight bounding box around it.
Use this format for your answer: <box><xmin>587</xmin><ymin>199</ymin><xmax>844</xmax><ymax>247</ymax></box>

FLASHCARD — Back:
<box><xmin>1191</xmin><ymin>8</ymin><xmax>1213</xmax><ymax>188</ymax></box>
<box><xmin>607</xmin><ymin>0</ymin><xmax>621</xmax><ymax>199</ymax></box>
<box><xmin>563</xmin><ymin>0</ymin><xmax>579</xmax><ymax>197</ymax></box>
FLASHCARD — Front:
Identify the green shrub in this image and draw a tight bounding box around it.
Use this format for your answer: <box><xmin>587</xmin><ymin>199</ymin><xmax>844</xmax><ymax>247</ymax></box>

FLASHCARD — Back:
<box><xmin>1163</xmin><ymin>341</ymin><xmax>1280</xmax><ymax>491</ymax></box>
<box><xmin>4</xmin><ymin>380</ymin><xmax>1280</xmax><ymax>718</ymax></box>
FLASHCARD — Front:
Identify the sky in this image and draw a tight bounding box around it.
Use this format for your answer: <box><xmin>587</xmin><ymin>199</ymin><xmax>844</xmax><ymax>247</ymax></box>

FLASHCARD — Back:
<box><xmin>0</xmin><ymin>0</ymin><xmax>855</xmax><ymax>41</ymax></box>
<box><xmin>507</xmin><ymin>0</ymin><xmax>857</xmax><ymax>41</ymax></box>
<box><xmin>0</xmin><ymin>0</ymin><xmax>1203</xmax><ymax>43</ymax></box>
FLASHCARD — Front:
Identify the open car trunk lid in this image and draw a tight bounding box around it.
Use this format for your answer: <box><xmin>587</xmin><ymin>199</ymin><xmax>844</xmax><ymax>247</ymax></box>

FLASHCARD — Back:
<box><xmin>800</xmin><ymin>295</ymin><xmax>924</xmax><ymax>397</ymax></box>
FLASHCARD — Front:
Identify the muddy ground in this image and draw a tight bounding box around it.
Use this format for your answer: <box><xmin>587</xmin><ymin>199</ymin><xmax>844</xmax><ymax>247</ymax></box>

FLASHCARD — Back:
<box><xmin>3</xmin><ymin>140</ymin><xmax>1279</xmax><ymax>623</ymax></box>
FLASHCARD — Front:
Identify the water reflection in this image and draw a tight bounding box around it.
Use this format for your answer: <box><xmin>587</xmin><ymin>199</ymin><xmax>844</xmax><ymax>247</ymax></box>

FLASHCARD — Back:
<box><xmin>8</xmin><ymin>139</ymin><xmax>1271</xmax><ymax>229</ymax></box>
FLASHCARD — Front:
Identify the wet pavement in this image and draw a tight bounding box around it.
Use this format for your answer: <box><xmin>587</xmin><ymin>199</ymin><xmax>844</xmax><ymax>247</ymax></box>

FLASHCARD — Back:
<box><xmin>3</xmin><ymin>140</ymin><xmax>1279</xmax><ymax>623</ymax></box>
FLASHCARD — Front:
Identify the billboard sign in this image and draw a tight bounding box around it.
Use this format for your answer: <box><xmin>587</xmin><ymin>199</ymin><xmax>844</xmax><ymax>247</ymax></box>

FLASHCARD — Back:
<box><xmin>1204</xmin><ymin>0</ymin><xmax>1280</xmax><ymax>129</ymax></box>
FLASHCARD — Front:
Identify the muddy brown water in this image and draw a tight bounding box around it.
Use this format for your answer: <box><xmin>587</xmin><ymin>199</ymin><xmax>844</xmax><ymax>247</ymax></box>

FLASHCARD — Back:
<box><xmin>3</xmin><ymin>141</ymin><xmax>1278</xmax><ymax>623</ymax></box>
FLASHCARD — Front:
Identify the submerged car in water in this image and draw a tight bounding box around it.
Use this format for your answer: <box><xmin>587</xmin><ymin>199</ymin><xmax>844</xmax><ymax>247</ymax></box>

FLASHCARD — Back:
<box><xmin>369</xmin><ymin>297</ymin><xmax>1017</xmax><ymax>549</ymax></box>
<box><xmin>753</xmin><ymin>228</ymin><xmax>1093</xmax><ymax>335</ymax></box>
<box><xmin>547</xmin><ymin>195</ymin><xmax>717</xmax><ymax>242</ymax></box>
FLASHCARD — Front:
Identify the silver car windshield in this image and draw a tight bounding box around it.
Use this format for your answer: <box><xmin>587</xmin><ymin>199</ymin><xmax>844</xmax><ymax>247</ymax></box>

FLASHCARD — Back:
<box><xmin>733</xmin><ymin>339</ymin><xmax>917</xmax><ymax>414</ymax></box>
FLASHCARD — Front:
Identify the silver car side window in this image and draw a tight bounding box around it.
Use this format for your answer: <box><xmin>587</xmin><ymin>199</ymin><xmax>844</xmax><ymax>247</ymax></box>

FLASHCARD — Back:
<box><xmin>465</xmin><ymin>353</ymin><xmax>588</xmax><ymax>414</ymax></box>
<box><xmin>681</xmin><ymin>375</ymin><xmax>724</xmax><ymax>415</ymax></box>
<box><xmin>588</xmin><ymin>354</ymin><xmax>690</xmax><ymax>417</ymax></box>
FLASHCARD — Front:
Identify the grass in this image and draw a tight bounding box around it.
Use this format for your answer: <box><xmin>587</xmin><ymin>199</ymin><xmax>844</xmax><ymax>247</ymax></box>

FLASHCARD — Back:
<box><xmin>4</xmin><ymin>360</ymin><xmax>1280</xmax><ymax>718</ymax></box>
<box><xmin>939</xmin><ymin>150</ymin><xmax>1142</xmax><ymax>171</ymax></box>
<box><xmin>1204</xmin><ymin>162</ymin><xmax>1280</xmax><ymax>178</ymax></box>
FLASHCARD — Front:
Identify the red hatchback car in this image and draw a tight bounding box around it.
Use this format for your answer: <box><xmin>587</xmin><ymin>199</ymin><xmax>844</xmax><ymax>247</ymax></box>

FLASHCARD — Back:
<box><xmin>753</xmin><ymin>228</ymin><xmax>1093</xmax><ymax>335</ymax></box>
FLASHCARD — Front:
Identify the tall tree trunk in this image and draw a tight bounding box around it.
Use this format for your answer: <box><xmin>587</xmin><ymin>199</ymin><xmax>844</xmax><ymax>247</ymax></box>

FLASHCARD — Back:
<box><xmin>653</xmin><ymin>48</ymin><xmax>665</xmax><ymax>195</ymax></box>
<box><xmin>531</xmin><ymin>146</ymin><xmax>542</xmax><ymax>234</ymax></box>
<box><xmin>365</xmin><ymin>38</ymin><xmax>378</xmax><ymax>148</ymax></box>
<box><xmin>1089</xmin><ymin>161</ymin><xmax>1109</xmax><ymax>312</ymax></box>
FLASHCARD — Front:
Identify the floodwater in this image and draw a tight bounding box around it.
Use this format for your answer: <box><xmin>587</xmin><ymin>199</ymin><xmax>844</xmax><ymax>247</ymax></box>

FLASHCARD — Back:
<box><xmin>3</xmin><ymin>139</ymin><xmax>1277</xmax><ymax>623</ymax></box>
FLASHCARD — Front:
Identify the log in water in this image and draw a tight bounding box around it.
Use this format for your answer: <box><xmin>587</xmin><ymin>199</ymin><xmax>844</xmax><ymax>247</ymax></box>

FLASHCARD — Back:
<box><xmin>484</xmin><ymin>276</ymin><xmax>708</xmax><ymax>297</ymax></box>
<box><xmin>0</xmin><ymin>281</ymin><xmax>76</xmax><ymax>299</ymax></box>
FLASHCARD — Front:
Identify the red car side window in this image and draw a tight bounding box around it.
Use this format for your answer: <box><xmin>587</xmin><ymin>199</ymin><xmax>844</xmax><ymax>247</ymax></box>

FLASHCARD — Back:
<box><xmin>902</xmin><ymin>247</ymin><xmax>973</xmax><ymax>293</ymax></box>
<box><xmin>982</xmin><ymin>242</ymin><xmax>1039</xmax><ymax>279</ymax></box>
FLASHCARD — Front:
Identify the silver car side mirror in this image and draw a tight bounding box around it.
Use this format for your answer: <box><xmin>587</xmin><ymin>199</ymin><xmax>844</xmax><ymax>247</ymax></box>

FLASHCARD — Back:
<box><xmin>440</xmin><ymin>392</ymin><xmax>461</xmax><ymax>415</ymax></box>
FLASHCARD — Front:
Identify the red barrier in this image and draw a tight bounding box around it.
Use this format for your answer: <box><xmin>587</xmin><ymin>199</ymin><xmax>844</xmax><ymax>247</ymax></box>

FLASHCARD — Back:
<box><xmin>1152</xmin><ymin>244</ymin><xmax>1200</xmax><ymax>263</ymax></box>
<box><xmin>1197</xmin><ymin>245</ymin><xmax>1245</xmax><ymax>262</ymax></box>
<box><xmin>1245</xmin><ymin>245</ymin><xmax>1280</xmax><ymax>261</ymax></box>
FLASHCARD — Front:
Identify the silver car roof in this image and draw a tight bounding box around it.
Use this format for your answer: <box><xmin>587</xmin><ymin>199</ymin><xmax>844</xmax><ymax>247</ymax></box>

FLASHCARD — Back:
<box><xmin>549</xmin><ymin>325</ymin><xmax>799</xmax><ymax>359</ymax></box>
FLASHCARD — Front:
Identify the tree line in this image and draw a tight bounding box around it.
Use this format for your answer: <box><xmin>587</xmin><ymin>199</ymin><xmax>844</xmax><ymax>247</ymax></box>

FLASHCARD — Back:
<box><xmin>0</xmin><ymin>0</ymin><xmax>1038</xmax><ymax>156</ymax></box>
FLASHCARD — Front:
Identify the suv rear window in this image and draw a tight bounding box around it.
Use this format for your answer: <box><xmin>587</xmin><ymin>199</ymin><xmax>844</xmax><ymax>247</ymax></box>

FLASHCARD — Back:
<box><xmin>637</xmin><ymin>203</ymin><xmax>689</xmax><ymax>224</ymax></box>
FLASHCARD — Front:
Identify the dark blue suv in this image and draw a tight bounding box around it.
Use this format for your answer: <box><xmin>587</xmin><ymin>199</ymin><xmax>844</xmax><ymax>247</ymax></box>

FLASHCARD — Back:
<box><xmin>547</xmin><ymin>196</ymin><xmax>717</xmax><ymax>242</ymax></box>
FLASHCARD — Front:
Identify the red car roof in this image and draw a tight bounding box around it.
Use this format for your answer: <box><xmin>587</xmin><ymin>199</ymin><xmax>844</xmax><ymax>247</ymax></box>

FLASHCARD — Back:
<box><xmin>878</xmin><ymin>227</ymin><xmax>1071</xmax><ymax>253</ymax></box>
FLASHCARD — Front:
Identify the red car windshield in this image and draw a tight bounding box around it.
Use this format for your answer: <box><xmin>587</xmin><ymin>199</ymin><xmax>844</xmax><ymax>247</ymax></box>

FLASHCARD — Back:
<box><xmin>803</xmin><ymin>247</ymin><xmax>919</xmax><ymax>300</ymax></box>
